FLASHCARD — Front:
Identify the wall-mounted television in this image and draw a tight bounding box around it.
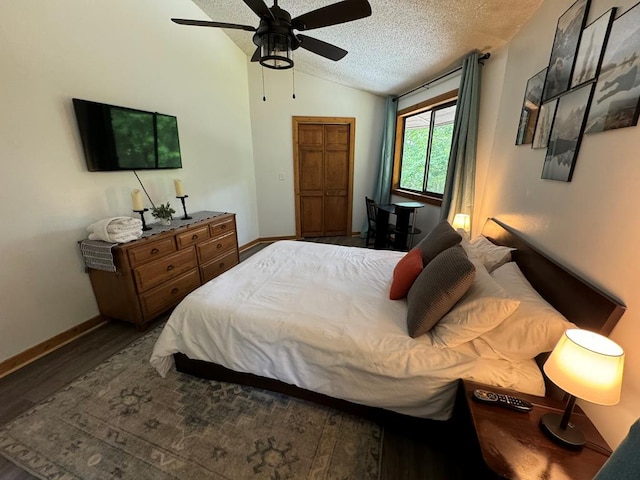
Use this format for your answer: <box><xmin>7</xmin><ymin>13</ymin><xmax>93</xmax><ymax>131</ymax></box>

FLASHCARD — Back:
<box><xmin>72</xmin><ymin>98</ymin><xmax>182</xmax><ymax>171</ymax></box>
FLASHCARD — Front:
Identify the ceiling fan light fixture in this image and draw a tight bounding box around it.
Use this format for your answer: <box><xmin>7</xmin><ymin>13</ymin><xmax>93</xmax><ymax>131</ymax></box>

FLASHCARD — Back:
<box><xmin>260</xmin><ymin>33</ymin><xmax>293</xmax><ymax>70</ymax></box>
<box><xmin>173</xmin><ymin>0</ymin><xmax>373</xmax><ymax>72</ymax></box>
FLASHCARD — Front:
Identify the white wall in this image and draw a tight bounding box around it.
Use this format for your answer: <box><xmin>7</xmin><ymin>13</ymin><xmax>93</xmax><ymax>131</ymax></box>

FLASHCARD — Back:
<box><xmin>477</xmin><ymin>0</ymin><xmax>640</xmax><ymax>448</ymax></box>
<box><xmin>247</xmin><ymin>65</ymin><xmax>385</xmax><ymax>237</ymax></box>
<box><xmin>0</xmin><ymin>0</ymin><xmax>258</xmax><ymax>362</ymax></box>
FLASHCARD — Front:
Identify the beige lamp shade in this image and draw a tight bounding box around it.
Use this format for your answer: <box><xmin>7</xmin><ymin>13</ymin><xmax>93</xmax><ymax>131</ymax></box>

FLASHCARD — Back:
<box><xmin>452</xmin><ymin>213</ymin><xmax>470</xmax><ymax>232</ymax></box>
<box><xmin>544</xmin><ymin>329</ymin><xmax>624</xmax><ymax>406</ymax></box>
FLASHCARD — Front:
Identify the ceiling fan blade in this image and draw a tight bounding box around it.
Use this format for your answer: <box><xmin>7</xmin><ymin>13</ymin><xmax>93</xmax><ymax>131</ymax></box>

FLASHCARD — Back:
<box><xmin>171</xmin><ymin>18</ymin><xmax>256</xmax><ymax>32</ymax></box>
<box><xmin>242</xmin><ymin>0</ymin><xmax>275</xmax><ymax>21</ymax></box>
<box><xmin>250</xmin><ymin>47</ymin><xmax>261</xmax><ymax>62</ymax></box>
<box><xmin>291</xmin><ymin>0</ymin><xmax>371</xmax><ymax>31</ymax></box>
<box><xmin>297</xmin><ymin>34</ymin><xmax>347</xmax><ymax>61</ymax></box>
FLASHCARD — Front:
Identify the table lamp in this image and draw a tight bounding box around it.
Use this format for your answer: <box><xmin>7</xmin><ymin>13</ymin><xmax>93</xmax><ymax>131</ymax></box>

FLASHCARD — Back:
<box><xmin>541</xmin><ymin>329</ymin><xmax>624</xmax><ymax>449</ymax></box>
<box><xmin>452</xmin><ymin>214</ymin><xmax>471</xmax><ymax>238</ymax></box>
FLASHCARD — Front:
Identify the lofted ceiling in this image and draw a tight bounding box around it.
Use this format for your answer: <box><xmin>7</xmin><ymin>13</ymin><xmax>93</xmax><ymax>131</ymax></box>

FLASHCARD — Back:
<box><xmin>186</xmin><ymin>0</ymin><xmax>543</xmax><ymax>97</ymax></box>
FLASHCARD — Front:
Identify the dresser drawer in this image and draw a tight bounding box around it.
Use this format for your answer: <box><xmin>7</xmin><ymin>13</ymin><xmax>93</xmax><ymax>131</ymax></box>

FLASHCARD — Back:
<box><xmin>200</xmin><ymin>250</ymin><xmax>239</xmax><ymax>283</ymax></box>
<box><xmin>133</xmin><ymin>247</ymin><xmax>197</xmax><ymax>293</ymax></box>
<box><xmin>139</xmin><ymin>269</ymin><xmax>200</xmax><ymax>320</ymax></box>
<box><xmin>176</xmin><ymin>225</ymin><xmax>210</xmax><ymax>250</ymax></box>
<box><xmin>127</xmin><ymin>237</ymin><xmax>176</xmax><ymax>267</ymax></box>
<box><xmin>197</xmin><ymin>232</ymin><xmax>236</xmax><ymax>263</ymax></box>
<box><xmin>209</xmin><ymin>217</ymin><xmax>235</xmax><ymax>237</ymax></box>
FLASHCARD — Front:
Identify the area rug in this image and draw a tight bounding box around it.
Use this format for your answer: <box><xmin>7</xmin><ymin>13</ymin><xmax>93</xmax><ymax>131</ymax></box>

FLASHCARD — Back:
<box><xmin>0</xmin><ymin>328</ymin><xmax>382</xmax><ymax>479</ymax></box>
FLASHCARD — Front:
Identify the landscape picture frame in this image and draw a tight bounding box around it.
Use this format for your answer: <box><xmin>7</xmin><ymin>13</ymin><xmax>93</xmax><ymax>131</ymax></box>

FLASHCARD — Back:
<box><xmin>585</xmin><ymin>2</ymin><xmax>640</xmax><ymax>134</ymax></box>
<box><xmin>516</xmin><ymin>68</ymin><xmax>547</xmax><ymax>145</ymax></box>
<box><xmin>542</xmin><ymin>0</ymin><xmax>591</xmax><ymax>102</ymax></box>
<box><xmin>542</xmin><ymin>84</ymin><xmax>594</xmax><ymax>181</ymax></box>
<box><xmin>570</xmin><ymin>8</ymin><xmax>616</xmax><ymax>88</ymax></box>
<box><xmin>532</xmin><ymin>99</ymin><xmax>558</xmax><ymax>149</ymax></box>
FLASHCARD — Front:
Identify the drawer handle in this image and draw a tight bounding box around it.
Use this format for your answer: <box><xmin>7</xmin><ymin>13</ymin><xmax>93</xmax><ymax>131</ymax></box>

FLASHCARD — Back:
<box><xmin>150</xmin><ymin>248</ymin><xmax>160</xmax><ymax>254</ymax></box>
<box><xmin>221</xmin><ymin>224</ymin><xmax>226</xmax><ymax>229</ymax></box>
<box><xmin>217</xmin><ymin>243</ymin><xmax>223</xmax><ymax>249</ymax></box>
<box><xmin>167</xmin><ymin>264</ymin><xmax>175</xmax><ymax>271</ymax></box>
<box><xmin>171</xmin><ymin>287</ymin><xmax>179</xmax><ymax>295</ymax></box>
<box><xmin>219</xmin><ymin>262</ymin><xmax>225</xmax><ymax>268</ymax></box>
<box><xmin>192</xmin><ymin>234</ymin><xmax>198</xmax><ymax>240</ymax></box>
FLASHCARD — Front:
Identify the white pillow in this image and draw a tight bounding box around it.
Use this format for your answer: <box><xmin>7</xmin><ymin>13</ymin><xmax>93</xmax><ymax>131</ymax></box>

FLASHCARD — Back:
<box><xmin>466</xmin><ymin>235</ymin><xmax>515</xmax><ymax>273</ymax></box>
<box><xmin>429</xmin><ymin>259</ymin><xmax>521</xmax><ymax>348</ymax></box>
<box><xmin>471</xmin><ymin>262</ymin><xmax>575</xmax><ymax>361</ymax></box>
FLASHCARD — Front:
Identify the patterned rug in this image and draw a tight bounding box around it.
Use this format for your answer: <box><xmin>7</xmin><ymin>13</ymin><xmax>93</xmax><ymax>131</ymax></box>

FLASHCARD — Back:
<box><xmin>0</xmin><ymin>328</ymin><xmax>382</xmax><ymax>479</ymax></box>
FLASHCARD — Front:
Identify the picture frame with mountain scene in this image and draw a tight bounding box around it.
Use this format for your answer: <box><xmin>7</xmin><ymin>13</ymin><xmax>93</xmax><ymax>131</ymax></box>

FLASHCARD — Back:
<box><xmin>542</xmin><ymin>0</ymin><xmax>591</xmax><ymax>102</ymax></box>
<box><xmin>570</xmin><ymin>8</ymin><xmax>616</xmax><ymax>89</ymax></box>
<box><xmin>542</xmin><ymin>83</ymin><xmax>594</xmax><ymax>181</ymax></box>
<box><xmin>585</xmin><ymin>2</ymin><xmax>640</xmax><ymax>134</ymax></box>
<box><xmin>532</xmin><ymin>99</ymin><xmax>558</xmax><ymax>149</ymax></box>
<box><xmin>516</xmin><ymin>68</ymin><xmax>547</xmax><ymax>145</ymax></box>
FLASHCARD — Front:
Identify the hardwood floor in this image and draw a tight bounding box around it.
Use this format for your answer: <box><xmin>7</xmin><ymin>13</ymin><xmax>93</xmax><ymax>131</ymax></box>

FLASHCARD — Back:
<box><xmin>0</xmin><ymin>236</ymin><xmax>469</xmax><ymax>480</ymax></box>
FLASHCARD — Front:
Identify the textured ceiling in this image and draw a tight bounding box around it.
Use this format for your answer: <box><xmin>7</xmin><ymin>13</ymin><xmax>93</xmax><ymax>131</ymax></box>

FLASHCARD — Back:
<box><xmin>187</xmin><ymin>0</ymin><xmax>543</xmax><ymax>96</ymax></box>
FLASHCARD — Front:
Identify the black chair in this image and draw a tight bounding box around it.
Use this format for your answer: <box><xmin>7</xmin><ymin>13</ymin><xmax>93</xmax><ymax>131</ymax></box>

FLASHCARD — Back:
<box><xmin>365</xmin><ymin>197</ymin><xmax>395</xmax><ymax>248</ymax></box>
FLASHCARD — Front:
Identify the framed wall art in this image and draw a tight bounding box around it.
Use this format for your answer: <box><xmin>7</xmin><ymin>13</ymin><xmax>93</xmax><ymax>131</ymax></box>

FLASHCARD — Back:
<box><xmin>570</xmin><ymin>8</ymin><xmax>616</xmax><ymax>88</ymax></box>
<box><xmin>542</xmin><ymin>84</ymin><xmax>594</xmax><ymax>181</ymax></box>
<box><xmin>532</xmin><ymin>99</ymin><xmax>558</xmax><ymax>149</ymax></box>
<box><xmin>516</xmin><ymin>68</ymin><xmax>547</xmax><ymax>145</ymax></box>
<box><xmin>585</xmin><ymin>2</ymin><xmax>640</xmax><ymax>134</ymax></box>
<box><xmin>542</xmin><ymin>0</ymin><xmax>591</xmax><ymax>102</ymax></box>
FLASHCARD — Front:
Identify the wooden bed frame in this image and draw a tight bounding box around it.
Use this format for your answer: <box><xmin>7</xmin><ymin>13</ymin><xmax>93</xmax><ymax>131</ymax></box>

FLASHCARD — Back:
<box><xmin>481</xmin><ymin>218</ymin><xmax>625</xmax><ymax>335</ymax></box>
<box><xmin>173</xmin><ymin>217</ymin><xmax>626</xmax><ymax>419</ymax></box>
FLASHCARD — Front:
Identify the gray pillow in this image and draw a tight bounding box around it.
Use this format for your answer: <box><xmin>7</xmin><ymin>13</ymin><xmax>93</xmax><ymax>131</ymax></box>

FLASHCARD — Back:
<box><xmin>415</xmin><ymin>221</ymin><xmax>462</xmax><ymax>265</ymax></box>
<box><xmin>406</xmin><ymin>245</ymin><xmax>476</xmax><ymax>338</ymax></box>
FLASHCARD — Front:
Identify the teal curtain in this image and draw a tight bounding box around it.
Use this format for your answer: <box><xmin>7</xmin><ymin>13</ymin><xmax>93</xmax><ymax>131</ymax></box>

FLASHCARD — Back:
<box><xmin>373</xmin><ymin>96</ymin><xmax>398</xmax><ymax>204</ymax></box>
<box><xmin>362</xmin><ymin>96</ymin><xmax>398</xmax><ymax>237</ymax></box>
<box><xmin>440</xmin><ymin>52</ymin><xmax>481</xmax><ymax>229</ymax></box>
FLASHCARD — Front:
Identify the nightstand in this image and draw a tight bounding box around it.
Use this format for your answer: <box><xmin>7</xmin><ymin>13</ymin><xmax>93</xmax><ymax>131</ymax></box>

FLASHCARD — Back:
<box><xmin>456</xmin><ymin>380</ymin><xmax>612</xmax><ymax>480</ymax></box>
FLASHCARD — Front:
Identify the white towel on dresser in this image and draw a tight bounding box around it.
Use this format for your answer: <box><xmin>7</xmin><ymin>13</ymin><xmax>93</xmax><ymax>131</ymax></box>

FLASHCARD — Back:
<box><xmin>86</xmin><ymin>217</ymin><xmax>143</xmax><ymax>243</ymax></box>
<box><xmin>88</xmin><ymin>231</ymin><xmax>142</xmax><ymax>243</ymax></box>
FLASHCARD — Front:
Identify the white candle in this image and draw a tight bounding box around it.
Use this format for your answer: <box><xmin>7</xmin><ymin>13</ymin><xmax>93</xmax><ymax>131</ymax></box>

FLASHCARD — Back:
<box><xmin>131</xmin><ymin>189</ymin><xmax>144</xmax><ymax>211</ymax></box>
<box><xmin>174</xmin><ymin>179</ymin><xmax>185</xmax><ymax>197</ymax></box>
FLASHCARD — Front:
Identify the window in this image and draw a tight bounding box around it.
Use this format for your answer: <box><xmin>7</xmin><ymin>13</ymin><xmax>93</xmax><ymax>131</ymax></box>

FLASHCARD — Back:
<box><xmin>392</xmin><ymin>90</ymin><xmax>457</xmax><ymax>205</ymax></box>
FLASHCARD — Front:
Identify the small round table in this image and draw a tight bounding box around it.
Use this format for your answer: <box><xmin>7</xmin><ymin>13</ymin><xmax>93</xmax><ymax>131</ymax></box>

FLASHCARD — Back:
<box><xmin>392</xmin><ymin>201</ymin><xmax>424</xmax><ymax>250</ymax></box>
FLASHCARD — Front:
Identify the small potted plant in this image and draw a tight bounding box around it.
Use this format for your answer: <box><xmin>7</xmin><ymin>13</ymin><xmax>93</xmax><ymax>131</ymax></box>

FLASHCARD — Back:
<box><xmin>151</xmin><ymin>202</ymin><xmax>176</xmax><ymax>226</ymax></box>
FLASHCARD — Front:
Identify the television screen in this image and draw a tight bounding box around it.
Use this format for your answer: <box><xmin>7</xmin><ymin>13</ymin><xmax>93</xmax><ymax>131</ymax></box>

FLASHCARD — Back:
<box><xmin>73</xmin><ymin>98</ymin><xmax>182</xmax><ymax>171</ymax></box>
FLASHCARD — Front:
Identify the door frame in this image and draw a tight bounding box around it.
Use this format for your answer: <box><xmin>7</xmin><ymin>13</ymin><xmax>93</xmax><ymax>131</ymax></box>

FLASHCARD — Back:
<box><xmin>292</xmin><ymin>116</ymin><xmax>356</xmax><ymax>239</ymax></box>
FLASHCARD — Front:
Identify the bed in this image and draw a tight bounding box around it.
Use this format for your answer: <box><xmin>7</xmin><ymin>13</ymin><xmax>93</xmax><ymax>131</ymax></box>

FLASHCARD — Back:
<box><xmin>150</xmin><ymin>218</ymin><xmax>625</xmax><ymax>421</ymax></box>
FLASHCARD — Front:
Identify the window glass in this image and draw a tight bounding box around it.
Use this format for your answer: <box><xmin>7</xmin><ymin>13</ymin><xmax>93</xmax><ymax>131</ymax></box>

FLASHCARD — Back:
<box><xmin>399</xmin><ymin>112</ymin><xmax>431</xmax><ymax>191</ymax></box>
<box><xmin>393</xmin><ymin>95</ymin><xmax>457</xmax><ymax>202</ymax></box>
<box><xmin>426</xmin><ymin>104</ymin><xmax>456</xmax><ymax>194</ymax></box>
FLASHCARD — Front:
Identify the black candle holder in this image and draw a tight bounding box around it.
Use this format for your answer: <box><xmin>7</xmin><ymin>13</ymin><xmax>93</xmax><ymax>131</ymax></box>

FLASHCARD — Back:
<box><xmin>177</xmin><ymin>195</ymin><xmax>192</xmax><ymax>220</ymax></box>
<box><xmin>133</xmin><ymin>208</ymin><xmax>152</xmax><ymax>231</ymax></box>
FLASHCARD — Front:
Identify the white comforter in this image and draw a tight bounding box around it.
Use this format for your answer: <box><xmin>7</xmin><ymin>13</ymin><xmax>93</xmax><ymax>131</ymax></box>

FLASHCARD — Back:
<box><xmin>150</xmin><ymin>241</ymin><xmax>544</xmax><ymax>420</ymax></box>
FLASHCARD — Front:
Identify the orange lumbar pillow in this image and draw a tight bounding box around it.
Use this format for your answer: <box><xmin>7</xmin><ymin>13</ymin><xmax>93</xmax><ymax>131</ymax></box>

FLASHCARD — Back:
<box><xmin>390</xmin><ymin>248</ymin><xmax>424</xmax><ymax>300</ymax></box>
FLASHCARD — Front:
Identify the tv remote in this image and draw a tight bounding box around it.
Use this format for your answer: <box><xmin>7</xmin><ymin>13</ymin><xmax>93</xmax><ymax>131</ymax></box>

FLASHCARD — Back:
<box><xmin>473</xmin><ymin>389</ymin><xmax>533</xmax><ymax>413</ymax></box>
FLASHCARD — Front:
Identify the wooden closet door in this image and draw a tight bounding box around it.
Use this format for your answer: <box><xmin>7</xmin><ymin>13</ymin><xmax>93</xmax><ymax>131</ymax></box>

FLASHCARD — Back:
<box><xmin>294</xmin><ymin>118</ymin><xmax>354</xmax><ymax>238</ymax></box>
<box><xmin>324</xmin><ymin>125</ymin><xmax>349</xmax><ymax>235</ymax></box>
<box><xmin>298</xmin><ymin>125</ymin><xmax>324</xmax><ymax>237</ymax></box>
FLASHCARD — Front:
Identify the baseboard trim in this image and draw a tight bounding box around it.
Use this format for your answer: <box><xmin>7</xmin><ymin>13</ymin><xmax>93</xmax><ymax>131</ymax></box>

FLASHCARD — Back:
<box><xmin>0</xmin><ymin>315</ymin><xmax>107</xmax><ymax>379</ymax></box>
<box><xmin>239</xmin><ymin>236</ymin><xmax>298</xmax><ymax>253</ymax></box>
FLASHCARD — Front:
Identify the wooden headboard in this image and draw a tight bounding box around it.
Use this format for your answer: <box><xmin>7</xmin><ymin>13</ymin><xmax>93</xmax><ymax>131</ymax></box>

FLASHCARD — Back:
<box><xmin>481</xmin><ymin>218</ymin><xmax>625</xmax><ymax>335</ymax></box>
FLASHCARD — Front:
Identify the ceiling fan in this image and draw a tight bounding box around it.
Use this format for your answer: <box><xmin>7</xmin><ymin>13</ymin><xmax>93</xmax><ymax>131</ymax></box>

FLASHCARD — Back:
<box><xmin>171</xmin><ymin>0</ymin><xmax>372</xmax><ymax>70</ymax></box>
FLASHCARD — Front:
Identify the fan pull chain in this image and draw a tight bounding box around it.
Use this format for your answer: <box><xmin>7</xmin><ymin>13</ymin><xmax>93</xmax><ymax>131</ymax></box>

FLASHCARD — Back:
<box><xmin>292</xmin><ymin>67</ymin><xmax>296</xmax><ymax>99</ymax></box>
<box><xmin>261</xmin><ymin>66</ymin><xmax>266</xmax><ymax>102</ymax></box>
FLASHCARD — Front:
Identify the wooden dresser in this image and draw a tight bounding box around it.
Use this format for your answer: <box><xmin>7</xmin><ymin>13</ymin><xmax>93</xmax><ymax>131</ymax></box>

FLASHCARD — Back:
<box><xmin>86</xmin><ymin>211</ymin><xmax>239</xmax><ymax>329</ymax></box>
